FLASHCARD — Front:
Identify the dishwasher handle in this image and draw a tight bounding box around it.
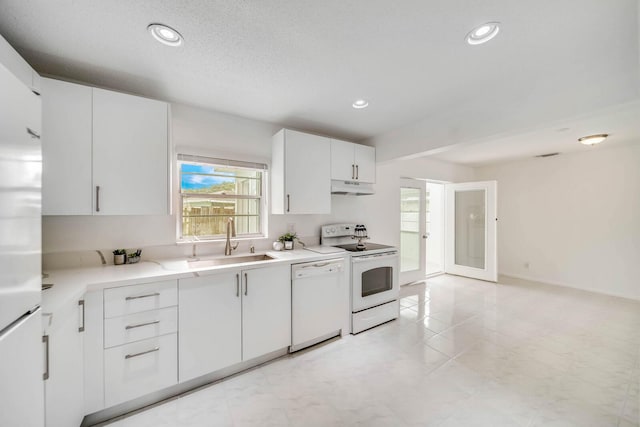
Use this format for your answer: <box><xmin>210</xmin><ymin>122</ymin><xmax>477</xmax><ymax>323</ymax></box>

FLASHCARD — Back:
<box><xmin>293</xmin><ymin>262</ymin><xmax>343</xmax><ymax>278</ymax></box>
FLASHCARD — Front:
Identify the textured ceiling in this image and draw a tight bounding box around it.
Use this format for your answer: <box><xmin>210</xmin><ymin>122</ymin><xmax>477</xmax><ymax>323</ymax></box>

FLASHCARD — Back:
<box><xmin>0</xmin><ymin>0</ymin><xmax>638</xmax><ymax>159</ymax></box>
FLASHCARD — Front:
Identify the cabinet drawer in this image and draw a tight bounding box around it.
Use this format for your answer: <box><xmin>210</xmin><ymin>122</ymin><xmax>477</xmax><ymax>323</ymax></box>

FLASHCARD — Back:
<box><xmin>104</xmin><ymin>307</ymin><xmax>177</xmax><ymax>349</ymax></box>
<box><xmin>104</xmin><ymin>334</ymin><xmax>177</xmax><ymax>408</ymax></box>
<box><xmin>104</xmin><ymin>280</ymin><xmax>177</xmax><ymax>318</ymax></box>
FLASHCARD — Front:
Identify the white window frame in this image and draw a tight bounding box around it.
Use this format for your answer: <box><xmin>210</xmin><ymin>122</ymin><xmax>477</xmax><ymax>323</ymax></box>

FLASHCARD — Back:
<box><xmin>177</xmin><ymin>154</ymin><xmax>268</xmax><ymax>242</ymax></box>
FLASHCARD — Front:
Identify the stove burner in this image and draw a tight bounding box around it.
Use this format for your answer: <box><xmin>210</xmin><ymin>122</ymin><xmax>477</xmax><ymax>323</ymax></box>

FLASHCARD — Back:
<box><xmin>333</xmin><ymin>243</ymin><xmax>395</xmax><ymax>252</ymax></box>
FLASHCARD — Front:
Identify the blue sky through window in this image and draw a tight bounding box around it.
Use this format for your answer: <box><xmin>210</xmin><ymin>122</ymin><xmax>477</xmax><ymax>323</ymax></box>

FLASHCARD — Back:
<box><xmin>181</xmin><ymin>163</ymin><xmax>234</xmax><ymax>190</ymax></box>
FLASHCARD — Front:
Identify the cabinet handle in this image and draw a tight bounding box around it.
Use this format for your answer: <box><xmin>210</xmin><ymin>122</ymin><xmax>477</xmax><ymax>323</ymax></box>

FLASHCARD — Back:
<box><xmin>95</xmin><ymin>186</ymin><xmax>100</xmax><ymax>212</ymax></box>
<box><xmin>42</xmin><ymin>335</ymin><xmax>49</xmax><ymax>380</ymax></box>
<box><xmin>78</xmin><ymin>299</ymin><xmax>85</xmax><ymax>332</ymax></box>
<box><xmin>286</xmin><ymin>194</ymin><xmax>290</xmax><ymax>212</ymax></box>
<box><xmin>26</xmin><ymin>127</ymin><xmax>40</xmax><ymax>139</ymax></box>
<box><xmin>352</xmin><ymin>164</ymin><xmax>355</xmax><ymax>180</ymax></box>
<box><xmin>356</xmin><ymin>164</ymin><xmax>359</xmax><ymax>180</ymax></box>
<box><xmin>125</xmin><ymin>320</ymin><xmax>159</xmax><ymax>330</ymax></box>
<box><xmin>244</xmin><ymin>273</ymin><xmax>248</xmax><ymax>296</ymax></box>
<box><xmin>125</xmin><ymin>292</ymin><xmax>160</xmax><ymax>301</ymax></box>
<box><xmin>236</xmin><ymin>274</ymin><xmax>240</xmax><ymax>297</ymax></box>
<box><xmin>125</xmin><ymin>347</ymin><xmax>160</xmax><ymax>359</ymax></box>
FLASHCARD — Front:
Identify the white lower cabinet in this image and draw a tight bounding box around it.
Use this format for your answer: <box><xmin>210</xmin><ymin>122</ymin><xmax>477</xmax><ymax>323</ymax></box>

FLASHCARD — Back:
<box><xmin>242</xmin><ymin>265</ymin><xmax>291</xmax><ymax>360</ymax></box>
<box><xmin>43</xmin><ymin>297</ymin><xmax>85</xmax><ymax>427</ymax></box>
<box><xmin>104</xmin><ymin>333</ymin><xmax>177</xmax><ymax>408</ymax></box>
<box><xmin>83</xmin><ymin>263</ymin><xmax>292</xmax><ymax>417</ymax></box>
<box><xmin>179</xmin><ymin>271</ymin><xmax>242</xmax><ymax>382</ymax></box>
<box><xmin>178</xmin><ymin>264</ymin><xmax>291</xmax><ymax>382</ymax></box>
<box><xmin>104</xmin><ymin>306</ymin><xmax>178</xmax><ymax>349</ymax></box>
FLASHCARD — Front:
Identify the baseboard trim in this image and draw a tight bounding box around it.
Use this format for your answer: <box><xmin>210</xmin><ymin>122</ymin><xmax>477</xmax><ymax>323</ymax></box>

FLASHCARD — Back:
<box><xmin>81</xmin><ymin>347</ymin><xmax>289</xmax><ymax>427</ymax></box>
<box><xmin>500</xmin><ymin>272</ymin><xmax>639</xmax><ymax>301</ymax></box>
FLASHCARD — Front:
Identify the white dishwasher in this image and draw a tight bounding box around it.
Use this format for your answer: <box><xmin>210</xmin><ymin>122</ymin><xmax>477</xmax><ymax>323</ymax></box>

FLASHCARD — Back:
<box><xmin>291</xmin><ymin>258</ymin><xmax>347</xmax><ymax>352</ymax></box>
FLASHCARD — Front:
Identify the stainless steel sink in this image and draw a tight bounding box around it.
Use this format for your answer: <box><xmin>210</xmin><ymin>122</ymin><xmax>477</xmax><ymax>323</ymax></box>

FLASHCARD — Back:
<box><xmin>187</xmin><ymin>254</ymin><xmax>275</xmax><ymax>269</ymax></box>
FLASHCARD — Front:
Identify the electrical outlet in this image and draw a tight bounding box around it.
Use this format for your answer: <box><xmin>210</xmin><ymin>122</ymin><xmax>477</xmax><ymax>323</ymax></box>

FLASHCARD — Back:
<box><xmin>287</xmin><ymin>223</ymin><xmax>296</xmax><ymax>234</ymax></box>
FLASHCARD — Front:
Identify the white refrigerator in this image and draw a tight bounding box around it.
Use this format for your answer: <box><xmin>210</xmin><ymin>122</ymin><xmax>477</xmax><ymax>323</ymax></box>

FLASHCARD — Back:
<box><xmin>0</xmin><ymin>61</ymin><xmax>44</xmax><ymax>427</ymax></box>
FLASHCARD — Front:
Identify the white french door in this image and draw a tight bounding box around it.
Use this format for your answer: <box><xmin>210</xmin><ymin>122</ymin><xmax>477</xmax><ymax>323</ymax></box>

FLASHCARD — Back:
<box><xmin>445</xmin><ymin>181</ymin><xmax>497</xmax><ymax>282</ymax></box>
<box><xmin>400</xmin><ymin>179</ymin><xmax>427</xmax><ymax>284</ymax></box>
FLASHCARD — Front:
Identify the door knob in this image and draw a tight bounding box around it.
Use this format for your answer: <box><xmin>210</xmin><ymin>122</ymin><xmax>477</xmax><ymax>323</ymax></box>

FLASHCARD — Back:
<box><xmin>422</xmin><ymin>233</ymin><xmax>430</xmax><ymax>239</ymax></box>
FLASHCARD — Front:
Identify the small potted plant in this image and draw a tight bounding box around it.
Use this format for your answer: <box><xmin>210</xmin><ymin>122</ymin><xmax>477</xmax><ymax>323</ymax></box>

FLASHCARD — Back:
<box><xmin>112</xmin><ymin>249</ymin><xmax>126</xmax><ymax>265</ymax></box>
<box><xmin>278</xmin><ymin>232</ymin><xmax>297</xmax><ymax>250</ymax></box>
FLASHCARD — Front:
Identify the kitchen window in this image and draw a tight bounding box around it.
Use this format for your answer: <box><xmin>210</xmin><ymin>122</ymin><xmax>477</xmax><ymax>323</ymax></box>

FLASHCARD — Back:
<box><xmin>178</xmin><ymin>154</ymin><xmax>267</xmax><ymax>240</ymax></box>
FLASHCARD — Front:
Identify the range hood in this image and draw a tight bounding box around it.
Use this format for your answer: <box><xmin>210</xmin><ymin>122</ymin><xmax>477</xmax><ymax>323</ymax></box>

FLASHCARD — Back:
<box><xmin>331</xmin><ymin>180</ymin><xmax>375</xmax><ymax>195</ymax></box>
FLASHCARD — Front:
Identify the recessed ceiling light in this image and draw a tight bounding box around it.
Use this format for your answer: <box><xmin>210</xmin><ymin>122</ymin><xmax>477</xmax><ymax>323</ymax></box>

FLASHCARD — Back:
<box><xmin>578</xmin><ymin>134</ymin><xmax>609</xmax><ymax>145</ymax></box>
<box><xmin>466</xmin><ymin>22</ymin><xmax>500</xmax><ymax>45</ymax></box>
<box><xmin>352</xmin><ymin>99</ymin><xmax>369</xmax><ymax>109</ymax></box>
<box><xmin>148</xmin><ymin>23</ymin><xmax>183</xmax><ymax>47</ymax></box>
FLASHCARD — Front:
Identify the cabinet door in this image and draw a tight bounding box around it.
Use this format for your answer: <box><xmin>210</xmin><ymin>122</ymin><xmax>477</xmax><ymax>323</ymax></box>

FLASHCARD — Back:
<box><xmin>354</xmin><ymin>144</ymin><xmax>376</xmax><ymax>183</ymax></box>
<box><xmin>178</xmin><ymin>271</ymin><xmax>242</xmax><ymax>382</ymax></box>
<box><xmin>330</xmin><ymin>139</ymin><xmax>356</xmax><ymax>181</ymax></box>
<box><xmin>41</xmin><ymin>78</ymin><xmax>93</xmax><ymax>215</ymax></box>
<box><xmin>44</xmin><ymin>298</ymin><xmax>84</xmax><ymax>427</ymax></box>
<box><xmin>104</xmin><ymin>334</ymin><xmax>177</xmax><ymax>408</ymax></box>
<box><xmin>93</xmin><ymin>88</ymin><xmax>169</xmax><ymax>215</ymax></box>
<box><xmin>284</xmin><ymin>130</ymin><xmax>331</xmax><ymax>214</ymax></box>
<box><xmin>0</xmin><ymin>35</ymin><xmax>34</xmax><ymax>91</ymax></box>
<box><xmin>242</xmin><ymin>264</ymin><xmax>291</xmax><ymax>360</ymax></box>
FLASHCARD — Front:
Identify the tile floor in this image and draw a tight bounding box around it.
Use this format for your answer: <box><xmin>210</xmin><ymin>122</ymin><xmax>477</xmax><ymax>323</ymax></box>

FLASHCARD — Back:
<box><xmin>102</xmin><ymin>275</ymin><xmax>640</xmax><ymax>427</ymax></box>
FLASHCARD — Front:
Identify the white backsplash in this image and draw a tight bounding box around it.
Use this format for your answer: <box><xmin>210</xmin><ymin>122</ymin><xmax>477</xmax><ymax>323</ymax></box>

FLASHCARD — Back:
<box><xmin>42</xmin><ymin>235</ymin><xmax>320</xmax><ymax>271</ymax></box>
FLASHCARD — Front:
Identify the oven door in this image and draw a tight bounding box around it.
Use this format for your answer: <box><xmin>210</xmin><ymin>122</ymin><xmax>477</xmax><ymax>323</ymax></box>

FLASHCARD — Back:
<box><xmin>352</xmin><ymin>251</ymin><xmax>399</xmax><ymax>312</ymax></box>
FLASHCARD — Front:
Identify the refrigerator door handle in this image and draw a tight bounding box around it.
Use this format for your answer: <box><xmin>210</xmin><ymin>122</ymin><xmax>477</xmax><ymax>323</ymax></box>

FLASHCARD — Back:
<box><xmin>42</xmin><ymin>335</ymin><xmax>49</xmax><ymax>380</ymax></box>
<box><xmin>78</xmin><ymin>300</ymin><xmax>85</xmax><ymax>332</ymax></box>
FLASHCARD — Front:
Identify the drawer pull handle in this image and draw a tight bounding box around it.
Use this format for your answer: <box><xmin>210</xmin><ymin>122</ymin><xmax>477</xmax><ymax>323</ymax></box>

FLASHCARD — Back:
<box><xmin>125</xmin><ymin>292</ymin><xmax>160</xmax><ymax>301</ymax></box>
<box><xmin>125</xmin><ymin>347</ymin><xmax>160</xmax><ymax>359</ymax></box>
<box><xmin>125</xmin><ymin>320</ymin><xmax>160</xmax><ymax>330</ymax></box>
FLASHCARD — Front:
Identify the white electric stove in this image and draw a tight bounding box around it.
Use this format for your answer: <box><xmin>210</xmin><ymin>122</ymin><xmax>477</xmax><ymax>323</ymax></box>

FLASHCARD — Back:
<box><xmin>317</xmin><ymin>224</ymin><xmax>400</xmax><ymax>334</ymax></box>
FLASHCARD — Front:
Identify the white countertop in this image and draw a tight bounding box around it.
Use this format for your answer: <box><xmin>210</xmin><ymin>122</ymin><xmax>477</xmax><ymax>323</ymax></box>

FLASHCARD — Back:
<box><xmin>41</xmin><ymin>249</ymin><xmax>348</xmax><ymax>316</ymax></box>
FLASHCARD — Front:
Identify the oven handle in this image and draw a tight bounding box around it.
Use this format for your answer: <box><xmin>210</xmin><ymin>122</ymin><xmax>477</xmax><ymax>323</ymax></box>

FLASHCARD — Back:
<box><xmin>351</xmin><ymin>252</ymin><xmax>398</xmax><ymax>263</ymax></box>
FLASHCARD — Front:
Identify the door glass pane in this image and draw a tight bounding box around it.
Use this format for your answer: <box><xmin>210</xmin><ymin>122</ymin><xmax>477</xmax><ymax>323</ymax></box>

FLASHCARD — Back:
<box><xmin>400</xmin><ymin>187</ymin><xmax>421</xmax><ymax>272</ymax></box>
<box><xmin>362</xmin><ymin>267</ymin><xmax>392</xmax><ymax>297</ymax></box>
<box><xmin>454</xmin><ymin>190</ymin><xmax>486</xmax><ymax>269</ymax></box>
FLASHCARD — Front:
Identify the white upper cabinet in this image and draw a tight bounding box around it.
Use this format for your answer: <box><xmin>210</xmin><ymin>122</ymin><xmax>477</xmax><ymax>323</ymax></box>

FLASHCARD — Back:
<box><xmin>0</xmin><ymin>34</ymin><xmax>37</xmax><ymax>93</ymax></box>
<box><xmin>330</xmin><ymin>139</ymin><xmax>376</xmax><ymax>183</ymax></box>
<box><xmin>42</xmin><ymin>78</ymin><xmax>93</xmax><ymax>215</ymax></box>
<box><xmin>41</xmin><ymin>79</ymin><xmax>170</xmax><ymax>215</ymax></box>
<box><xmin>93</xmin><ymin>88</ymin><xmax>169</xmax><ymax>215</ymax></box>
<box><xmin>272</xmin><ymin>129</ymin><xmax>331</xmax><ymax>214</ymax></box>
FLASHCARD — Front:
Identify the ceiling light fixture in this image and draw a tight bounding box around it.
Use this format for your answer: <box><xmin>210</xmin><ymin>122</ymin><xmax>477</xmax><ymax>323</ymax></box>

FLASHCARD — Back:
<box><xmin>578</xmin><ymin>134</ymin><xmax>609</xmax><ymax>145</ymax></box>
<box><xmin>352</xmin><ymin>99</ymin><xmax>369</xmax><ymax>109</ymax></box>
<box><xmin>147</xmin><ymin>23</ymin><xmax>183</xmax><ymax>47</ymax></box>
<box><xmin>466</xmin><ymin>22</ymin><xmax>500</xmax><ymax>45</ymax></box>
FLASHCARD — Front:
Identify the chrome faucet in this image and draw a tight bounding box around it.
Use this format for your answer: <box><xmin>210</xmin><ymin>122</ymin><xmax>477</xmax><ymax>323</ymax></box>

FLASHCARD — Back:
<box><xmin>95</xmin><ymin>250</ymin><xmax>107</xmax><ymax>266</ymax></box>
<box><xmin>225</xmin><ymin>217</ymin><xmax>239</xmax><ymax>255</ymax></box>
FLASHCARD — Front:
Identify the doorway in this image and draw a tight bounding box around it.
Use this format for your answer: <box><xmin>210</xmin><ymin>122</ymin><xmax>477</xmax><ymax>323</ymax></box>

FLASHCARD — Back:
<box><xmin>399</xmin><ymin>179</ymin><xmax>445</xmax><ymax>284</ymax></box>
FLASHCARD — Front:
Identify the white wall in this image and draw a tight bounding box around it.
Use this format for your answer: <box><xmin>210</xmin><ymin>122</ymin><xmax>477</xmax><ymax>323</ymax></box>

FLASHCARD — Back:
<box><xmin>359</xmin><ymin>157</ymin><xmax>476</xmax><ymax>247</ymax></box>
<box><xmin>476</xmin><ymin>143</ymin><xmax>640</xmax><ymax>300</ymax></box>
